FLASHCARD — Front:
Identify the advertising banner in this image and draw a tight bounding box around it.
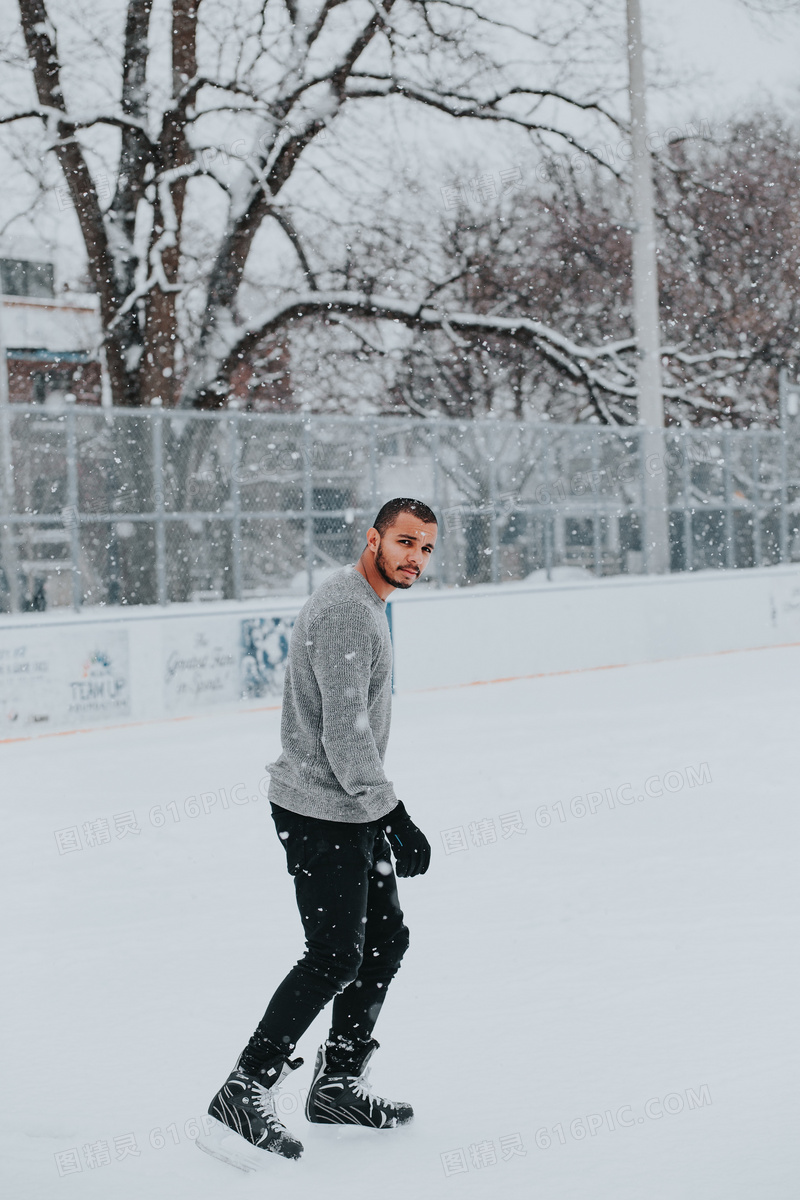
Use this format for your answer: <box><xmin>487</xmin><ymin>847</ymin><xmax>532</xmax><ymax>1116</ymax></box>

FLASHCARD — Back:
<box><xmin>162</xmin><ymin>620</ymin><xmax>240</xmax><ymax>712</ymax></box>
<box><xmin>0</xmin><ymin>627</ymin><xmax>130</xmax><ymax>730</ymax></box>
<box><xmin>240</xmin><ymin>615</ymin><xmax>295</xmax><ymax>701</ymax></box>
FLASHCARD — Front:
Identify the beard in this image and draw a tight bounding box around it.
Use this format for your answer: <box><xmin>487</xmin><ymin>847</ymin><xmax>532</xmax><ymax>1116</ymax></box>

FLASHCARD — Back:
<box><xmin>375</xmin><ymin>541</ymin><xmax>418</xmax><ymax>589</ymax></box>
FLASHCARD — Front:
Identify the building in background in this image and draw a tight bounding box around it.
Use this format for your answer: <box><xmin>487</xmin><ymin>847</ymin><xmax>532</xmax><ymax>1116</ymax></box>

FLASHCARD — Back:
<box><xmin>1</xmin><ymin>252</ymin><xmax>295</xmax><ymax>412</ymax></box>
<box><xmin>1</xmin><ymin>256</ymin><xmax>102</xmax><ymax>405</ymax></box>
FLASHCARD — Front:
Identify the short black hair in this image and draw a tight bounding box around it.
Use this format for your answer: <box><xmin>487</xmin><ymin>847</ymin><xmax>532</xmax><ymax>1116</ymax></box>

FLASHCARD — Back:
<box><xmin>373</xmin><ymin>497</ymin><xmax>438</xmax><ymax>537</ymax></box>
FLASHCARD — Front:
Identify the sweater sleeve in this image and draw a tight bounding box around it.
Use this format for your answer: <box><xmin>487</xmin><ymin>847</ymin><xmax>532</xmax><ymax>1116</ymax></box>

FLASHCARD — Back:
<box><xmin>306</xmin><ymin>602</ymin><xmax>397</xmax><ymax>813</ymax></box>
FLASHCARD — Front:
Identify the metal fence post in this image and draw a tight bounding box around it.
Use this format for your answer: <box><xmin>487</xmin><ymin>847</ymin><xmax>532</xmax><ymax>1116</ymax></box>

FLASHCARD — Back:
<box><xmin>681</xmin><ymin>431</ymin><xmax>693</xmax><ymax>572</ymax></box>
<box><xmin>751</xmin><ymin>433</ymin><xmax>761</xmax><ymax>568</ymax></box>
<box><xmin>543</xmin><ymin>427</ymin><xmax>553</xmax><ymax>580</ymax></box>
<box><xmin>779</xmin><ymin>430</ymin><xmax>788</xmax><ymax>564</ymax></box>
<box><xmin>723</xmin><ymin>431</ymin><xmax>735</xmax><ymax>570</ymax></box>
<box><xmin>228</xmin><ymin>409</ymin><xmax>243</xmax><ymax>600</ymax></box>
<box><xmin>65</xmin><ymin>396</ymin><xmax>82</xmax><ymax>610</ymax></box>
<box><xmin>590</xmin><ymin>433</ymin><xmax>602</xmax><ymax>576</ymax></box>
<box><xmin>151</xmin><ymin>400</ymin><xmax>167</xmax><ymax>605</ymax></box>
<box><xmin>369</xmin><ymin>417</ymin><xmax>378</xmax><ymax>512</ymax></box>
<box><xmin>431</xmin><ymin>417</ymin><xmax>442</xmax><ymax>588</ymax></box>
<box><xmin>488</xmin><ymin>434</ymin><xmax>499</xmax><ymax>584</ymax></box>
<box><xmin>303</xmin><ymin>419</ymin><xmax>314</xmax><ymax>596</ymax></box>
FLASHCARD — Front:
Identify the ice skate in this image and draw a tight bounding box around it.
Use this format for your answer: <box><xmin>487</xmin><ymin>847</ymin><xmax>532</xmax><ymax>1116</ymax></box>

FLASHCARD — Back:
<box><xmin>305</xmin><ymin>1036</ymin><xmax>413</xmax><ymax>1128</ymax></box>
<box><xmin>196</xmin><ymin>1052</ymin><xmax>304</xmax><ymax>1170</ymax></box>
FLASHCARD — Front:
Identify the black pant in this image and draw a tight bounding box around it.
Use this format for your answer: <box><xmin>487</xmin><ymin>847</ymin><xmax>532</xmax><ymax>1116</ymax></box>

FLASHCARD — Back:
<box><xmin>243</xmin><ymin>802</ymin><xmax>410</xmax><ymax>1062</ymax></box>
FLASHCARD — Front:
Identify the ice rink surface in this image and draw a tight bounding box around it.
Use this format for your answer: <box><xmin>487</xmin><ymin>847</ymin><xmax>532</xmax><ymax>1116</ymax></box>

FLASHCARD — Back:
<box><xmin>2</xmin><ymin>642</ymin><xmax>798</xmax><ymax>1199</ymax></box>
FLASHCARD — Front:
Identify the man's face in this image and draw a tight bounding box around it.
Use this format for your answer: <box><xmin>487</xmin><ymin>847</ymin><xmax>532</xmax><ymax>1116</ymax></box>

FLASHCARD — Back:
<box><xmin>372</xmin><ymin>512</ymin><xmax>438</xmax><ymax>590</ymax></box>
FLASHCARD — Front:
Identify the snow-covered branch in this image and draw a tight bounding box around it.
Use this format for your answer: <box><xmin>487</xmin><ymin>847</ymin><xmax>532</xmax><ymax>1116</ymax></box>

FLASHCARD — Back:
<box><xmin>181</xmin><ymin>289</ymin><xmax>749</xmax><ymax>410</ymax></box>
<box><xmin>0</xmin><ymin>105</ymin><xmax>151</xmax><ymax>136</ymax></box>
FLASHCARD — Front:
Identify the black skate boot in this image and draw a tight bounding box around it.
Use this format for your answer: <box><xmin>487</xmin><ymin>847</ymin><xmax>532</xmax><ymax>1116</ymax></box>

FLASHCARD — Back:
<box><xmin>196</xmin><ymin>1051</ymin><xmax>304</xmax><ymax>1171</ymax></box>
<box><xmin>305</xmin><ymin>1035</ymin><xmax>413</xmax><ymax>1128</ymax></box>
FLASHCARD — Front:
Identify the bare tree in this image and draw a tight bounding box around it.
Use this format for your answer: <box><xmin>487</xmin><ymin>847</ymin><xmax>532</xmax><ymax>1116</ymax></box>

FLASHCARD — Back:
<box><xmin>321</xmin><ymin>112</ymin><xmax>796</xmax><ymax>428</ymax></box>
<box><xmin>1</xmin><ymin>0</ymin><xmax>630</xmax><ymax>409</ymax></box>
<box><xmin>656</xmin><ymin>113</ymin><xmax>800</xmax><ymax>426</ymax></box>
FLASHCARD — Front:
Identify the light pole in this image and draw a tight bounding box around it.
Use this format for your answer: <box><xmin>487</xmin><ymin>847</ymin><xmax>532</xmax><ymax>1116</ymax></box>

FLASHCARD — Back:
<box><xmin>626</xmin><ymin>0</ymin><xmax>671</xmax><ymax>573</ymax></box>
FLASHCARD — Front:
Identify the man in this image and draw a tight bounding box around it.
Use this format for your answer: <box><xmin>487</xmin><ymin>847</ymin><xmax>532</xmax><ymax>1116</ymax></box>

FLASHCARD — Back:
<box><xmin>197</xmin><ymin>497</ymin><xmax>438</xmax><ymax>1172</ymax></box>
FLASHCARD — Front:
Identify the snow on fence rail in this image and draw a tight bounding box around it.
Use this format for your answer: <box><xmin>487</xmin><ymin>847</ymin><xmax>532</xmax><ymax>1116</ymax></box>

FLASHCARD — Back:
<box><xmin>1</xmin><ymin>404</ymin><xmax>800</xmax><ymax>613</ymax></box>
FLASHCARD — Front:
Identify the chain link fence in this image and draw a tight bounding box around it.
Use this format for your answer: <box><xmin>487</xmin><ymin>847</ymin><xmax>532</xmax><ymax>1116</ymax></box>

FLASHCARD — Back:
<box><xmin>1</xmin><ymin>403</ymin><xmax>799</xmax><ymax>611</ymax></box>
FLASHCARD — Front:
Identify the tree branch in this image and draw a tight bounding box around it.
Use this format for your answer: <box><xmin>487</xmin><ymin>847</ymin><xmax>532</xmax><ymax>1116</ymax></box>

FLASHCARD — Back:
<box><xmin>343</xmin><ymin>77</ymin><xmax>624</xmax><ymax>174</ymax></box>
<box><xmin>17</xmin><ymin>0</ymin><xmax>126</xmax><ymax>395</ymax></box>
<box><xmin>0</xmin><ymin>106</ymin><xmax>151</xmax><ymax>134</ymax></box>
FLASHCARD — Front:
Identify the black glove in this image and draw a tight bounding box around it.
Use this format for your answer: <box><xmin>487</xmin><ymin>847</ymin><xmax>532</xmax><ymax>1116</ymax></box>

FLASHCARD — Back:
<box><xmin>380</xmin><ymin>801</ymin><xmax>431</xmax><ymax>877</ymax></box>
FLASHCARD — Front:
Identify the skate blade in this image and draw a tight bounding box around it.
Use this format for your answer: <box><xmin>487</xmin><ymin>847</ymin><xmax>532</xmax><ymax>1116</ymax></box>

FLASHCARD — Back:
<box><xmin>195</xmin><ymin>1117</ymin><xmax>298</xmax><ymax>1173</ymax></box>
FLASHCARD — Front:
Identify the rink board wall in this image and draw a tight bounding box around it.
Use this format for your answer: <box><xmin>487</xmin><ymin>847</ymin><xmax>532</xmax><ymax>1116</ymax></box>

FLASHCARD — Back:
<box><xmin>388</xmin><ymin>564</ymin><xmax>800</xmax><ymax>691</ymax></box>
<box><xmin>0</xmin><ymin>601</ymin><xmax>303</xmax><ymax>733</ymax></box>
<box><xmin>1</xmin><ymin>564</ymin><xmax>800</xmax><ymax>734</ymax></box>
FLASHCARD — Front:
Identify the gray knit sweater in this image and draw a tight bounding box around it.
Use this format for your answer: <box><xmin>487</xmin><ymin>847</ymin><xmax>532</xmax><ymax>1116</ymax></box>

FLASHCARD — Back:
<box><xmin>265</xmin><ymin>565</ymin><xmax>397</xmax><ymax>823</ymax></box>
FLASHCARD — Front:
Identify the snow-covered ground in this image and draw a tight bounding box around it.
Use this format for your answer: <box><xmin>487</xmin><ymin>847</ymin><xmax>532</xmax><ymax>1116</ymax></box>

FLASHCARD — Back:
<box><xmin>2</xmin><ymin>642</ymin><xmax>798</xmax><ymax>1199</ymax></box>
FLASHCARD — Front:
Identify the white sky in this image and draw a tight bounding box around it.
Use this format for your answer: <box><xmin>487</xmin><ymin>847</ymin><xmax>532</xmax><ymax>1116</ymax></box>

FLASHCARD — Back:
<box><xmin>646</xmin><ymin>0</ymin><xmax>800</xmax><ymax>127</ymax></box>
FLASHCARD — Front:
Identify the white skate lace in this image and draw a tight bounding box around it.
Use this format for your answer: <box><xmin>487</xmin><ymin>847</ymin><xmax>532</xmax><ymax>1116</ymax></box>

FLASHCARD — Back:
<box><xmin>350</xmin><ymin>1067</ymin><xmax>387</xmax><ymax>1108</ymax></box>
<box><xmin>251</xmin><ymin>1081</ymin><xmax>285</xmax><ymax>1131</ymax></box>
